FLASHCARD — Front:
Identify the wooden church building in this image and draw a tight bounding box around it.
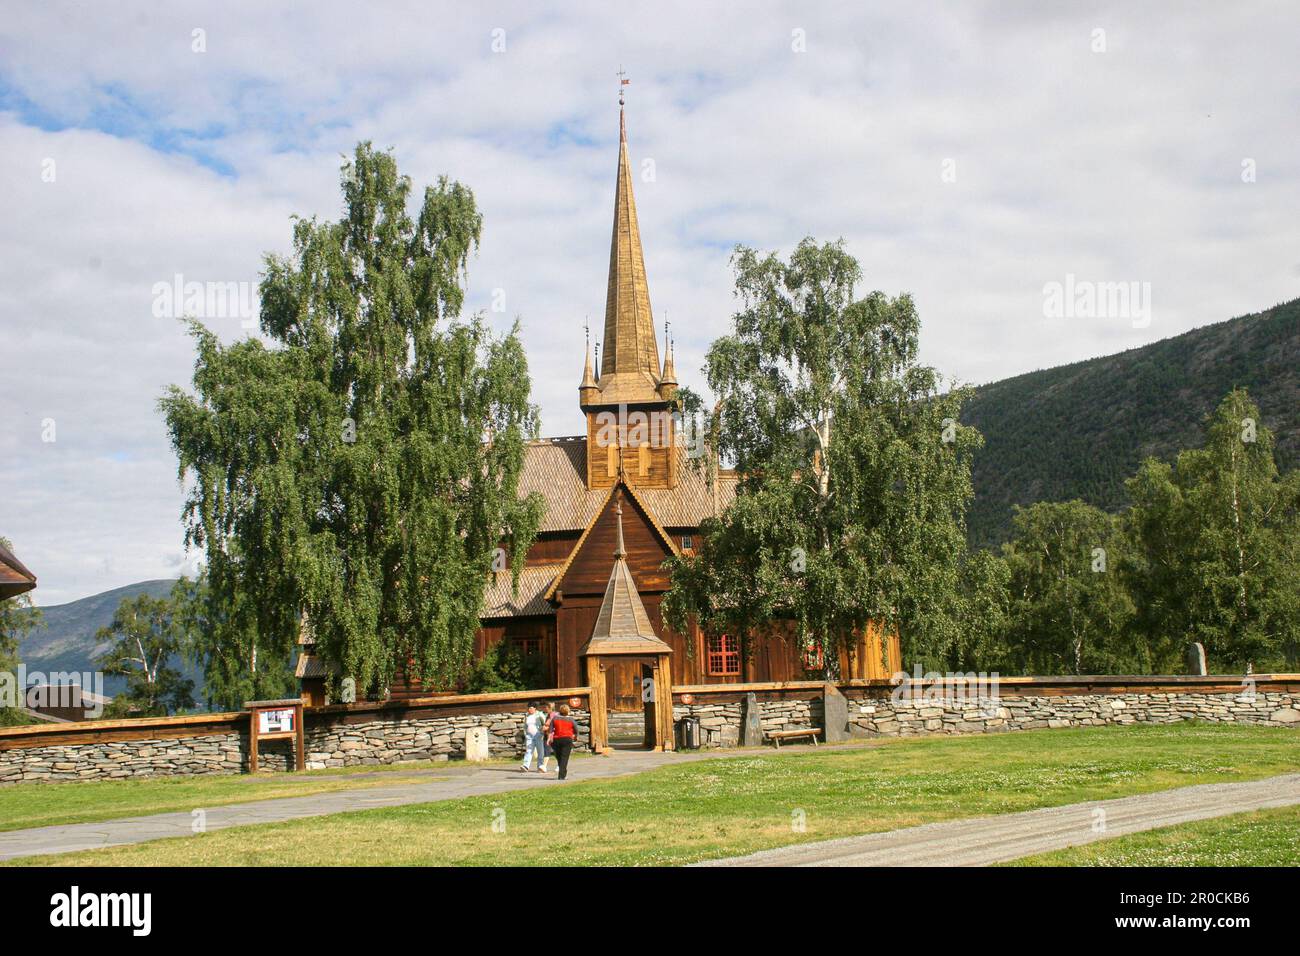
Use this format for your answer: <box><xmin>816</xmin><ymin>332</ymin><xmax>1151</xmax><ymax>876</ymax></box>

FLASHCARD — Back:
<box><xmin>300</xmin><ymin>102</ymin><xmax>900</xmax><ymax>735</ymax></box>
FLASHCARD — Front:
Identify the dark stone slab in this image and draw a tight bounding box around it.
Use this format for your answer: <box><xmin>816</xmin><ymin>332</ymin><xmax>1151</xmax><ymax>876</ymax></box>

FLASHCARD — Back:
<box><xmin>1186</xmin><ymin>642</ymin><xmax>1208</xmax><ymax>676</ymax></box>
<box><xmin>823</xmin><ymin>683</ymin><xmax>849</xmax><ymax>742</ymax></box>
<box><xmin>742</xmin><ymin>692</ymin><xmax>764</xmax><ymax>747</ymax></box>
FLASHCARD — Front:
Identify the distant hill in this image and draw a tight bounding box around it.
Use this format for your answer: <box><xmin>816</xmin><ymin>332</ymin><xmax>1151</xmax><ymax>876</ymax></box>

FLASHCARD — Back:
<box><xmin>964</xmin><ymin>297</ymin><xmax>1300</xmax><ymax>549</ymax></box>
<box><xmin>18</xmin><ymin>579</ymin><xmax>202</xmax><ymax>698</ymax></box>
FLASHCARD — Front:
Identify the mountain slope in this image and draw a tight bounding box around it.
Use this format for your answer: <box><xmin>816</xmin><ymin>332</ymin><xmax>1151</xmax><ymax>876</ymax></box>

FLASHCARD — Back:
<box><xmin>19</xmin><ymin>579</ymin><xmax>195</xmax><ymax>697</ymax></box>
<box><xmin>963</xmin><ymin>297</ymin><xmax>1300</xmax><ymax>549</ymax></box>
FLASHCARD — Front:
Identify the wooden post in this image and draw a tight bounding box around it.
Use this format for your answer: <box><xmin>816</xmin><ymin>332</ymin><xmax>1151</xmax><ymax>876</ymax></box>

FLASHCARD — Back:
<box><xmin>585</xmin><ymin>658</ymin><xmax>610</xmax><ymax>754</ymax></box>
<box><xmin>249</xmin><ymin>717</ymin><xmax>259</xmax><ymax>774</ymax></box>
<box><xmin>295</xmin><ymin>703</ymin><xmax>306</xmax><ymax>771</ymax></box>
<box><xmin>656</xmin><ymin>653</ymin><xmax>674</xmax><ymax>751</ymax></box>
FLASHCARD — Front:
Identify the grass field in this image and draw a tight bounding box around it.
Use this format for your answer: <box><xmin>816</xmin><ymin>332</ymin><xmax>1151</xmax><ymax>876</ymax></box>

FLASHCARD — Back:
<box><xmin>8</xmin><ymin>722</ymin><xmax>1298</xmax><ymax>866</ymax></box>
<box><xmin>0</xmin><ymin>759</ymin><xmax>471</xmax><ymax>832</ymax></box>
<box><xmin>1008</xmin><ymin>804</ymin><xmax>1300</xmax><ymax>866</ymax></box>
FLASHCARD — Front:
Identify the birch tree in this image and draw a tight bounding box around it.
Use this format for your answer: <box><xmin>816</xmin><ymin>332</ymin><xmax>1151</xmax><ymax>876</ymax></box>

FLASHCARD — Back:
<box><xmin>1125</xmin><ymin>389</ymin><xmax>1300</xmax><ymax>670</ymax></box>
<box><xmin>161</xmin><ymin>143</ymin><xmax>543</xmax><ymax>703</ymax></box>
<box><xmin>1001</xmin><ymin>501</ymin><xmax>1135</xmax><ymax>674</ymax></box>
<box><xmin>95</xmin><ymin>593</ymin><xmax>195</xmax><ymax>716</ymax></box>
<box><xmin>664</xmin><ymin>239</ymin><xmax>983</xmax><ymax>670</ymax></box>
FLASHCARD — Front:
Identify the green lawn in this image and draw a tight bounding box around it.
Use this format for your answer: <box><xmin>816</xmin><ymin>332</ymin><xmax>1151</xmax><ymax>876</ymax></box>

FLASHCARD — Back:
<box><xmin>1008</xmin><ymin>804</ymin><xmax>1300</xmax><ymax>866</ymax></box>
<box><xmin>10</xmin><ymin>722</ymin><xmax>1299</xmax><ymax>866</ymax></box>
<box><xmin>0</xmin><ymin>760</ymin><xmax>467</xmax><ymax>832</ymax></box>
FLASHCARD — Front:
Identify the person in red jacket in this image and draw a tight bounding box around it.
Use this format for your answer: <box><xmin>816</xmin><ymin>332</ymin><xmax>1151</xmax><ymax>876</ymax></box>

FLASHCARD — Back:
<box><xmin>547</xmin><ymin>703</ymin><xmax>578</xmax><ymax>780</ymax></box>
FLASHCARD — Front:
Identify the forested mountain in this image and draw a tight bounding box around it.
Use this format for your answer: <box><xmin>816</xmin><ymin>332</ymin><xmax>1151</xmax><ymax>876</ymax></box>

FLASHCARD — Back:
<box><xmin>18</xmin><ymin>579</ymin><xmax>201</xmax><ymax>698</ymax></box>
<box><xmin>964</xmin><ymin>297</ymin><xmax>1300</xmax><ymax>548</ymax></box>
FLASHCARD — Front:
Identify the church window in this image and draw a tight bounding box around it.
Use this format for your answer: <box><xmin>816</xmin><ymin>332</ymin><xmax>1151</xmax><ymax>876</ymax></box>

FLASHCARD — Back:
<box><xmin>706</xmin><ymin>633</ymin><xmax>739</xmax><ymax>676</ymax></box>
<box><xmin>638</xmin><ymin>442</ymin><xmax>650</xmax><ymax>476</ymax></box>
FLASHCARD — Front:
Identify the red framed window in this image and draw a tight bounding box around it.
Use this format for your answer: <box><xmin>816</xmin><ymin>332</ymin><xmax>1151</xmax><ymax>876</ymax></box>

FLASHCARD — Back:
<box><xmin>801</xmin><ymin>641</ymin><xmax>825</xmax><ymax>671</ymax></box>
<box><xmin>706</xmin><ymin>633</ymin><xmax>740</xmax><ymax>676</ymax></box>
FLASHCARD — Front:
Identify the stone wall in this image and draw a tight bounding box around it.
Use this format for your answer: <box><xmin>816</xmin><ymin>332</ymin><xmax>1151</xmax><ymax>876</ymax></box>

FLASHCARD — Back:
<box><xmin>672</xmin><ymin>696</ymin><xmax>824</xmax><ymax>748</ymax></box>
<box><xmin>672</xmin><ymin>700</ymin><xmax>742</xmax><ymax>748</ymax></box>
<box><xmin>671</xmin><ymin>682</ymin><xmax>1300</xmax><ymax>749</ymax></box>
<box><xmin>4</xmin><ymin>679</ymin><xmax>1297</xmax><ymax>783</ymax></box>
<box><xmin>0</xmin><ymin>731</ymin><xmax>247</xmax><ymax>784</ymax></box>
<box><xmin>303</xmin><ymin>708</ymin><xmax>590</xmax><ymax>770</ymax></box>
<box><xmin>0</xmin><ymin>692</ymin><xmax>592</xmax><ymax>785</ymax></box>
<box><xmin>841</xmin><ymin>689</ymin><xmax>1300</xmax><ymax>737</ymax></box>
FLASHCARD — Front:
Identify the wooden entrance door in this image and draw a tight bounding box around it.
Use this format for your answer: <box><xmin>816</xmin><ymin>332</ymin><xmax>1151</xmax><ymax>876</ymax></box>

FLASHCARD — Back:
<box><xmin>641</xmin><ymin>662</ymin><xmax>656</xmax><ymax>748</ymax></box>
<box><xmin>606</xmin><ymin>658</ymin><xmax>643</xmax><ymax>711</ymax></box>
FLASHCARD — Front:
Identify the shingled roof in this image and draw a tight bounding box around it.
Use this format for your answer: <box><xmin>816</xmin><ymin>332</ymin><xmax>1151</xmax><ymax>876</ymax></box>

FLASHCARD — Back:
<box><xmin>518</xmin><ymin>437</ymin><xmax>737</xmax><ymax>532</ymax></box>
<box><xmin>0</xmin><ymin>539</ymin><xmax>36</xmax><ymax>600</ymax></box>
<box><xmin>578</xmin><ymin>493</ymin><xmax>672</xmax><ymax>657</ymax></box>
<box><xmin>483</xmin><ymin>564</ymin><xmax>557</xmax><ymax>617</ymax></box>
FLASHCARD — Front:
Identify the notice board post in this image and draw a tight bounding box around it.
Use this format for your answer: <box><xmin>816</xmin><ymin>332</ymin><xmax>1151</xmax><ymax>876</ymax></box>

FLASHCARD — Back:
<box><xmin>245</xmin><ymin>698</ymin><xmax>305</xmax><ymax>773</ymax></box>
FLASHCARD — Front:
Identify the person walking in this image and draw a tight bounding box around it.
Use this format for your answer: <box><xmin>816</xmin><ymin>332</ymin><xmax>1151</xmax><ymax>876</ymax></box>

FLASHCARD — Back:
<box><xmin>548</xmin><ymin>703</ymin><xmax>578</xmax><ymax>780</ymax></box>
<box><xmin>539</xmin><ymin>701</ymin><xmax>556</xmax><ymax>773</ymax></box>
<box><xmin>520</xmin><ymin>702</ymin><xmax>546</xmax><ymax>773</ymax></box>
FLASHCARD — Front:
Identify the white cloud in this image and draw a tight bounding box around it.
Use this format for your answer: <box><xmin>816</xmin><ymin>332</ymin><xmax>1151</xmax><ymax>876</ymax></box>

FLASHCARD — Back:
<box><xmin>1</xmin><ymin>0</ymin><xmax>1297</xmax><ymax>602</ymax></box>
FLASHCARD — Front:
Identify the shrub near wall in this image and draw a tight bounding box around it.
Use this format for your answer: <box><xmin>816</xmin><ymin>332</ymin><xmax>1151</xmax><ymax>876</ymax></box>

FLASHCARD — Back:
<box><xmin>0</xmin><ymin>688</ymin><xmax>593</xmax><ymax>784</ymax></box>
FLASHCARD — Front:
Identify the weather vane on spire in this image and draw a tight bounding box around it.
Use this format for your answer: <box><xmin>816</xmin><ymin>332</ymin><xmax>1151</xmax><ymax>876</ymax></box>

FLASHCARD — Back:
<box><xmin>617</xmin><ymin>67</ymin><xmax>629</xmax><ymax>106</ymax></box>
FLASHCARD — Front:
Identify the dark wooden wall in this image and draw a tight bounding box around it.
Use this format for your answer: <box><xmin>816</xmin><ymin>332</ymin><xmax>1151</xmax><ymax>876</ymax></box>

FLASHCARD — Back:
<box><xmin>555</xmin><ymin>489</ymin><xmax>673</xmax><ymax>596</ymax></box>
<box><xmin>525</xmin><ymin>533</ymin><xmax>578</xmax><ymax>564</ymax></box>
<box><xmin>544</xmin><ymin>490</ymin><xmax>847</xmax><ymax>707</ymax></box>
<box><xmin>445</xmin><ymin>482</ymin><xmax>900</xmax><ymax>710</ymax></box>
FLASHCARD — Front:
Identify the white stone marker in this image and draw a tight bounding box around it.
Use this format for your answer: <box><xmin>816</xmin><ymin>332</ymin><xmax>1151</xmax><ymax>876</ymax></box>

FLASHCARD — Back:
<box><xmin>464</xmin><ymin>727</ymin><xmax>491</xmax><ymax>761</ymax></box>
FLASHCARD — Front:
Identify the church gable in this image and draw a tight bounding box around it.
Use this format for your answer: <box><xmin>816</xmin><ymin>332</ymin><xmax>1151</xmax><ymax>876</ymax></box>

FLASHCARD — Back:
<box><xmin>551</xmin><ymin>483</ymin><xmax>676</xmax><ymax>600</ymax></box>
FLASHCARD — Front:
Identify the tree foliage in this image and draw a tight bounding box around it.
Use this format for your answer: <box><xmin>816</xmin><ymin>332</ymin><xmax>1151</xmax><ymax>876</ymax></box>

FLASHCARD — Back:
<box><xmin>161</xmin><ymin>142</ymin><xmax>543</xmax><ymax>703</ymax></box>
<box><xmin>1000</xmin><ymin>500</ymin><xmax>1136</xmax><ymax>674</ymax></box>
<box><xmin>1124</xmin><ymin>389</ymin><xmax>1300</xmax><ymax>670</ymax></box>
<box><xmin>664</xmin><ymin>238</ymin><xmax>983</xmax><ymax>671</ymax></box>
<box><xmin>94</xmin><ymin>592</ymin><xmax>196</xmax><ymax>717</ymax></box>
<box><xmin>462</xmin><ymin>641</ymin><xmax>548</xmax><ymax>695</ymax></box>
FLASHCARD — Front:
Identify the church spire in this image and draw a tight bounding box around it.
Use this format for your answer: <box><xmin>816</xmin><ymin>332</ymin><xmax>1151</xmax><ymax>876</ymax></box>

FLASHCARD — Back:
<box><xmin>596</xmin><ymin>87</ymin><xmax>661</xmax><ymax>405</ymax></box>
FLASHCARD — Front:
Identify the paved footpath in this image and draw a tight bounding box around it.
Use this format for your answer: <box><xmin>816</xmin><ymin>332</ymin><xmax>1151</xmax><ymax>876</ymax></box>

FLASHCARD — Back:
<box><xmin>697</xmin><ymin>773</ymin><xmax>1300</xmax><ymax>867</ymax></box>
<box><xmin>6</xmin><ymin>746</ymin><xmax>1298</xmax><ymax>864</ymax></box>
<box><xmin>0</xmin><ymin>746</ymin><xmax>755</xmax><ymax>862</ymax></box>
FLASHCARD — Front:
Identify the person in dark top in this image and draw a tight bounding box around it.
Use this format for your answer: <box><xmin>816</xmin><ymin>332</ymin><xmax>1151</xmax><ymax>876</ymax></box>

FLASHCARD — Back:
<box><xmin>547</xmin><ymin>703</ymin><xmax>578</xmax><ymax>780</ymax></box>
<box><xmin>540</xmin><ymin>701</ymin><xmax>556</xmax><ymax>773</ymax></box>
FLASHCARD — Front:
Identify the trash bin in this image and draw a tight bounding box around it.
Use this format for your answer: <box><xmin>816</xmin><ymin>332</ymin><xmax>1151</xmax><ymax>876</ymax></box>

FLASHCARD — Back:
<box><xmin>678</xmin><ymin>716</ymin><xmax>701</xmax><ymax>750</ymax></box>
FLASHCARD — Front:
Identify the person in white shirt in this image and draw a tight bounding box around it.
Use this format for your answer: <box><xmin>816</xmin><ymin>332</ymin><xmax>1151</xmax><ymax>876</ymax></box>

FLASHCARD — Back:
<box><xmin>521</xmin><ymin>702</ymin><xmax>547</xmax><ymax>773</ymax></box>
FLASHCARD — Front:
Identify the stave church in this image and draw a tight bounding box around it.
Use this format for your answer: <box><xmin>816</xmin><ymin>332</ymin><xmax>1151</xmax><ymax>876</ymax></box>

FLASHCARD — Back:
<box><xmin>299</xmin><ymin>99</ymin><xmax>899</xmax><ymax>738</ymax></box>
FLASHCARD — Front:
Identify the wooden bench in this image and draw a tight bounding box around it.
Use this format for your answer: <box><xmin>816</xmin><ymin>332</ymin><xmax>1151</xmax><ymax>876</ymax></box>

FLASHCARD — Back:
<box><xmin>767</xmin><ymin>727</ymin><xmax>821</xmax><ymax>748</ymax></box>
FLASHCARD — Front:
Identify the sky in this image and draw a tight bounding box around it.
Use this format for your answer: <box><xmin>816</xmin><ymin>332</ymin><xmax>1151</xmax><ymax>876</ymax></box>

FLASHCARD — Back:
<box><xmin>2</xmin><ymin>1</ymin><xmax>1298</xmax><ymax>605</ymax></box>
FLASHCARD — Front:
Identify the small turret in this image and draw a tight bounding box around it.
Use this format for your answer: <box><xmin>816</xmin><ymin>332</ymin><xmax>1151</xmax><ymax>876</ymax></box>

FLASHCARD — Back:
<box><xmin>658</xmin><ymin>325</ymin><xmax>677</xmax><ymax>402</ymax></box>
<box><xmin>579</xmin><ymin>323</ymin><xmax>600</xmax><ymax>408</ymax></box>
